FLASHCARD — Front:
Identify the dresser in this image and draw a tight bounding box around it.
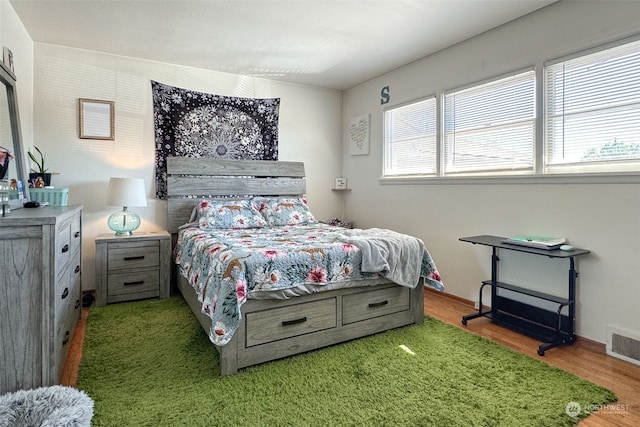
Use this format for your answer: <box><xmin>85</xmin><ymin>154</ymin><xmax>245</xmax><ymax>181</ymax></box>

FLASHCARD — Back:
<box><xmin>0</xmin><ymin>205</ymin><xmax>82</xmax><ymax>394</ymax></box>
<box><xmin>95</xmin><ymin>231</ymin><xmax>171</xmax><ymax>306</ymax></box>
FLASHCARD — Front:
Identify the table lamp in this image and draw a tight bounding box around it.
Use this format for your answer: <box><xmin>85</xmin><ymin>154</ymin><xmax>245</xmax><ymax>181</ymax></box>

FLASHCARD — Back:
<box><xmin>106</xmin><ymin>177</ymin><xmax>147</xmax><ymax>236</ymax></box>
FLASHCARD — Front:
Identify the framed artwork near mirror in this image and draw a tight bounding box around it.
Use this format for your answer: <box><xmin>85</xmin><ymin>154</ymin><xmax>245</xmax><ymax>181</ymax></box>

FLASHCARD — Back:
<box><xmin>79</xmin><ymin>98</ymin><xmax>114</xmax><ymax>140</ymax></box>
<box><xmin>2</xmin><ymin>47</ymin><xmax>14</xmax><ymax>74</ymax></box>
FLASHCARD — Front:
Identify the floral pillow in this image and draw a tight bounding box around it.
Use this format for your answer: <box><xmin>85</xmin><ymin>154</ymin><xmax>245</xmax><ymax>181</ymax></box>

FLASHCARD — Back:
<box><xmin>197</xmin><ymin>199</ymin><xmax>266</xmax><ymax>229</ymax></box>
<box><xmin>253</xmin><ymin>197</ymin><xmax>317</xmax><ymax>226</ymax></box>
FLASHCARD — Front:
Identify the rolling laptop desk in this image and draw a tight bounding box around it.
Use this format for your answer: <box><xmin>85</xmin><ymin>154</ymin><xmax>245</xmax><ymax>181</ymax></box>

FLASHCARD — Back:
<box><xmin>459</xmin><ymin>235</ymin><xmax>590</xmax><ymax>355</ymax></box>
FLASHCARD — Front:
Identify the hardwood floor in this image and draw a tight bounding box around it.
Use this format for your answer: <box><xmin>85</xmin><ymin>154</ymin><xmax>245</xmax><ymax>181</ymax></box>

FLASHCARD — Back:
<box><xmin>61</xmin><ymin>291</ymin><xmax>640</xmax><ymax>426</ymax></box>
<box><xmin>59</xmin><ymin>307</ymin><xmax>89</xmax><ymax>388</ymax></box>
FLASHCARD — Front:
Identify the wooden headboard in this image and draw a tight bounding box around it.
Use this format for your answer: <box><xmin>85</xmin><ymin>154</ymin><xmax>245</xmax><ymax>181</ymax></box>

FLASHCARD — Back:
<box><xmin>166</xmin><ymin>157</ymin><xmax>306</xmax><ymax>233</ymax></box>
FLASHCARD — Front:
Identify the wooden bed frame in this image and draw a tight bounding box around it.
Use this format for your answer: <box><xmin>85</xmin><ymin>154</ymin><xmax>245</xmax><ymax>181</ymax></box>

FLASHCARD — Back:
<box><xmin>166</xmin><ymin>157</ymin><xmax>424</xmax><ymax>375</ymax></box>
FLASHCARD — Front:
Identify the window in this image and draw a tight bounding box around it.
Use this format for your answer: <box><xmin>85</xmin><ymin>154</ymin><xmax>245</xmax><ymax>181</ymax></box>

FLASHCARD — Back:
<box><xmin>381</xmin><ymin>37</ymin><xmax>640</xmax><ymax>181</ymax></box>
<box><xmin>384</xmin><ymin>97</ymin><xmax>437</xmax><ymax>176</ymax></box>
<box><xmin>545</xmin><ymin>38</ymin><xmax>640</xmax><ymax>171</ymax></box>
<box><xmin>443</xmin><ymin>70</ymin><xmax>536</xmax><ymax>175</ymax></box>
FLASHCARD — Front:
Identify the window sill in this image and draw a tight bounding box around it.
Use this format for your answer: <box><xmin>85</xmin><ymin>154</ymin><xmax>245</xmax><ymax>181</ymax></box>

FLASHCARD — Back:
<box><xmin>380</xmin><ymin>172</ymin><xmax>640</xmax><ymax>185</ymax></box>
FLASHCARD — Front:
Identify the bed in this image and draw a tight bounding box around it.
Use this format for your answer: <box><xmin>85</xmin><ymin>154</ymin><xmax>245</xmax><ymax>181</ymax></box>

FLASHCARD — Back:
<box><xmin>166</xmin><ymin>157</ymin><xmax>443</xmax><ymax>375</ymax></box>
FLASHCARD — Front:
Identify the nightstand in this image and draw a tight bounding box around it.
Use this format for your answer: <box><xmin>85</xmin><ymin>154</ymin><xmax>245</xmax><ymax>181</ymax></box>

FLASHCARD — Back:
<box><xmin>95</xmin><ymin>231</ymin><xmax>171</xmax><ymax>306</ymax></box>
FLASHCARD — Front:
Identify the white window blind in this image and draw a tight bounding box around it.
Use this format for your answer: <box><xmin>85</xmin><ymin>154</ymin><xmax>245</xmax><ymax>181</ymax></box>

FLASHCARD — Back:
<box><xmin>545</xmin><ymin>39</ymin><xmax>640</xmax><ymax>168</ymax></box>
<box><xmin>443</xmin><ymin>70</ymin><xmax>536</xmax><ymax>175</ymax></box>
<box><xmin>384</xmin><ymin>97</ymin><xmax>437</xmax><ymax>176</ymax></box>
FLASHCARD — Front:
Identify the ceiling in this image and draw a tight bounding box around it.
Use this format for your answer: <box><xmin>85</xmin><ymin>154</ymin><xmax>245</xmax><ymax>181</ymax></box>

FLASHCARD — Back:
<box><xmin>9</xmin><ymin>0</ymin><xmax>557</xmax><ymax>91</ymax></box>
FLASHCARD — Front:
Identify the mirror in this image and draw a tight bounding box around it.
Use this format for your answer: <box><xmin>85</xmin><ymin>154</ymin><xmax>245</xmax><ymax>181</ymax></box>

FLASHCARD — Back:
<box><xmin>0</xmin><ymin>62</ymin><xmax>28</xmax><ymax>212</ymax></box>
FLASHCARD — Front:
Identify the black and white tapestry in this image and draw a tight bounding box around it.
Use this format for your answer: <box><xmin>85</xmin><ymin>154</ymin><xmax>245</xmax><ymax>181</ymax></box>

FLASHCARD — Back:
<box><xmin>151</xmin><ymin>81</ymin><xmax>280</xmax><ymax>199</ymax></box>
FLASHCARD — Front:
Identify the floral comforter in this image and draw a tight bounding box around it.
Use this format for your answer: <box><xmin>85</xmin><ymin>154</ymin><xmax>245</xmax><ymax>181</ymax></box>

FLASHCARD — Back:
<box><xmin>175</xmin><ymin>223</ymin><xmax>444</xmax><ymax>346</ymax></box>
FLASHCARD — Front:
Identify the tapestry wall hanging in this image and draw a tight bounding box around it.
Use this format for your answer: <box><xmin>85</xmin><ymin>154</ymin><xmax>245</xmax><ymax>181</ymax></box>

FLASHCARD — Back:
<box><xmin>151</xmin><ymin>81</ymin><xmax>280</xmax><ymax>199</ymax></box>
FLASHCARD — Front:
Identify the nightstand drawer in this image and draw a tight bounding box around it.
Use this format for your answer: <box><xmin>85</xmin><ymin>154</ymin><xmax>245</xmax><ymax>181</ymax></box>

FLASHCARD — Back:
<box><xmin>108</xmin><ymin>244</ymin><xmax>159</xmax><ymax>271</ymax></box>
<box><xmin>107</xmin><ymin>270</ymin><xmax>160</xmax><ymax>302</ymax></box>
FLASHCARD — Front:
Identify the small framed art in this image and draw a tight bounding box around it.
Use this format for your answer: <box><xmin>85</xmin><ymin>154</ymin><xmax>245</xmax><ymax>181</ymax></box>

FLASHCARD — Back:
<box><xmin>2</xmin><ymin>47</ymin><xmax>14</xmax><ymax>74</ymax></box>
<box><xmin>348</xmin><ymin>114</ymin><xmax>370</xmax><ymax>156</ymax></box>
<box><xmin>79</xmin><ymin>98</ymin><xmax>115</xmax><ymax>140</ymax></box>
<box><xmin>334</xmin><ymin>177</ymin><xmax>348</xmax><ymax>190</ymax></box>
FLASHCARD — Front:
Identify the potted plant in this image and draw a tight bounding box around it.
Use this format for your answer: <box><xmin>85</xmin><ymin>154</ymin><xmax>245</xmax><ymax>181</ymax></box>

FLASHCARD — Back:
<box><xmin>28</xmin><ymin>146</ymin><xmax>52</xmax><ymax>187</ymax></box>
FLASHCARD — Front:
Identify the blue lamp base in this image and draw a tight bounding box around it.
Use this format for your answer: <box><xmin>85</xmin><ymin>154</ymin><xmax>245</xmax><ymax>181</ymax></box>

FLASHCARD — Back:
<box><xmin>108</xmin><ymin>207</ymin><xmax>141</xmax><ymax>236</ymax></box>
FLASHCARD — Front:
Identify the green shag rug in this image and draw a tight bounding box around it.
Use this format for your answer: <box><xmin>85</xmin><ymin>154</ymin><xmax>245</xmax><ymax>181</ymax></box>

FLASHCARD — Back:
<box><xmin>77</xmin><ymin>296</ymin><xmax>615</xmax><ymax>426</ymax></box>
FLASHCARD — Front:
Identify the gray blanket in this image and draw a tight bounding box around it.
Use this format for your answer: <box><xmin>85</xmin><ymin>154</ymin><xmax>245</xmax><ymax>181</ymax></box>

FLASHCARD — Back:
<box><xmin>337</xmin><ymin>228</ymin><xmax>424</xmax><ymax>288</ymax></box>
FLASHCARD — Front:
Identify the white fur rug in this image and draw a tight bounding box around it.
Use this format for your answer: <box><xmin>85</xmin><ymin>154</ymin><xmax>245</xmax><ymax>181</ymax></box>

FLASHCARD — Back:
<box><xmin>0</xmin><ymin>385</ymin><xmax>93</xmax><ymax>427</ymax></box>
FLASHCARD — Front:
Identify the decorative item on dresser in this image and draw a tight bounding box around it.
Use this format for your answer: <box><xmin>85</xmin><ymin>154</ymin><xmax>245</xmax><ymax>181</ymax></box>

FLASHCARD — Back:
<box><xmin>0</xmin><ymin>205</ymin><xmax>83</xmax><ymax>394</ymax></box>
<box><xmin>27</xmin><ymin>145</ymin><xmax>53</xmax><ymax>187</ymax></box>
<box><xmin>94</xmin><ymin>231</ymin><xmax>171</xmax><ymax>306</ymax></box>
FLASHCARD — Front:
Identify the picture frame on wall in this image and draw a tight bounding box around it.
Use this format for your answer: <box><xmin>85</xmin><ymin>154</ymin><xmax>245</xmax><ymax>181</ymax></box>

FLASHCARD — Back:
<box><xmin>2</xmin><ymin>47</ymin><xmax>14</xmax><ymax>75</ymax></box>
<box><xmin>348</xmin><ymin>114</ymin><xmax>370</xmax><ymax>156</ymax></box>
<box><xmin>79</xmin><ymin>98</ymin><xmax>115</xmax><ymax>140</ymax></box>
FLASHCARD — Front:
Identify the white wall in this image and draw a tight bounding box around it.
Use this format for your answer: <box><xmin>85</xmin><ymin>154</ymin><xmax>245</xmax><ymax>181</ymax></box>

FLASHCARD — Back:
<box><xmin>31</xmin><ymin>44</ymin><xmax>343</xmax><ymax>292</ymax></box>
<box><xmin>343</xmin><ymin>1</ymin><xmax>640</xmax><ymax>344</ymax></box>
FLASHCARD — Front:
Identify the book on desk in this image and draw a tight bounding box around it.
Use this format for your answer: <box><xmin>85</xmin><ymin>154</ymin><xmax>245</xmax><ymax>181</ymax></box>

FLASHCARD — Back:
<box><xmin>502</xmin><ymin>235</ymin><xmax>566</xmax><ymax>250</ymax></box>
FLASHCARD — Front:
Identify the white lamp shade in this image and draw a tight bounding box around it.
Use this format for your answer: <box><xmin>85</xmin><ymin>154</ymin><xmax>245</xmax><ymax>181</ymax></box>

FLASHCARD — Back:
<box><xmin>106</xmin><ymin>177</ymin><xmax>147</xmax><ymax>207</ymax></box>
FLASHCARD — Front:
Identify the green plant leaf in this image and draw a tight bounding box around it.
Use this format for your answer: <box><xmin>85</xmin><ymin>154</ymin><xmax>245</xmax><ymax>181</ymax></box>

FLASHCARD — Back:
<box><xmin>28</xmin><ymin>146</ymin><xmax>47</xmax><ymax>173</ymax></box>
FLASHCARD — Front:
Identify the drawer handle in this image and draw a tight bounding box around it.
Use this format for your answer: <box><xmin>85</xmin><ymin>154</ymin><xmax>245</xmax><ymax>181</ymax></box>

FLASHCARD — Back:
<box><xmin>124</xmin><ymin>256</ymin><xmax>145</xmax><ymax>261</ymax></box>
<box><xmin>368</xmin><ymin>300</ymin><xmax>389</xmax><ymax>308</ymax></box>
<box><xmin>124</xmin><ymin>280</ymin><xmax>145</xmax><ymax>286</ymax></box>
<box><xmin>61</xmin><ymin>287</ymin><xmax>69</xmax><ymax>300</ymax></box>
<box><xmin>75</xmin><ymin>265</ymin><xmax>81</xmax><ymax>274</ymax></box>
<box><xmin>75</xmin><ymin>299</ymin><xmax>81</xmax><ymax>309</ymax></box>
<box><xmin>74</xmin><ymin>231</ymin><xmax>80</xmax><ymax>238</ymax></box>
<box><xmin>61</xmin><ymin>244</ymin><xmax>69</xmax><ymax>253</ymax></box>
<box><xmin>282</xmin><ymin>316</ymin><xmax>307</xmax><ymax>326</ymax></box>
<box><xmin>62</xmin><ymin>331</ymin><xmax>70</xmax><ymax>345</ymax></box>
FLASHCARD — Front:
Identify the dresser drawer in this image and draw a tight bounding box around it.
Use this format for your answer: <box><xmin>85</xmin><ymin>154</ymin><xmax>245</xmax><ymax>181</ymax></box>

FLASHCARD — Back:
<box><xmin>54</xmin><ymin>249</ymin><xmax>81</xmax><ymax>322</ymax></box>
<box><xmin>108</xmin><ymin>244</ymin><xmax>159</xmax><ymax>271</ymax></box>
<box><xmin>54</xmin><ymin>291</ymin><xmax>80</xmax><ymax>382</ymax></box>
<box><xmin>245</xmin><ymin>298</ymin><xmax>337</xmax><ymax>347</ymax></box>
<box><xmin>55</xmin><ymin>279</ymin><xmax>81</xmax><ymax>335</ymax></box>
<box><xmin>54</xmin><ymin>266</ymin><xmax>72</xmax><ymax>323</ymax></box>
<box><xmin>55</xmin><ymin>223</ymin><xmax>72</xmax><ymax>271</ymax></box>
<box><xmin>342</xmin><ymin>285</ymin><xmax>411</xmax><ymax>325</ymax></box>
<box><xmin>107</xmin><ymin>269</ymin><xmax>160</xmax><ymax>303</ymax></box>
<box><xmin>70</xmin><ymin>216</ymin><xmax>82</xmax><ymax>255</ymax></box>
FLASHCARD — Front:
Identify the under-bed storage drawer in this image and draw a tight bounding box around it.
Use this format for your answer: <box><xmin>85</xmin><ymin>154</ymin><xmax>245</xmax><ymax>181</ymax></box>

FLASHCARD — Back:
<box><xmin>342</xmin><ymin>285</ymin><xmax>411</xmax><ymax>325</ymax></box>
<box><xmin>245</xmin><ymin>298</ymin><xmax>337</xmax><ymax>347</ymax></box>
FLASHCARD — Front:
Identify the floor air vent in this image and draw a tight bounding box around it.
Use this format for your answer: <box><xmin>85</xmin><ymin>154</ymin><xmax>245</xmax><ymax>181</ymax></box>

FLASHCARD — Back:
<box><xmin>606</xmin><ymin>326</ymin><xmax>640</xmax><ymax>366</ymax></box>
